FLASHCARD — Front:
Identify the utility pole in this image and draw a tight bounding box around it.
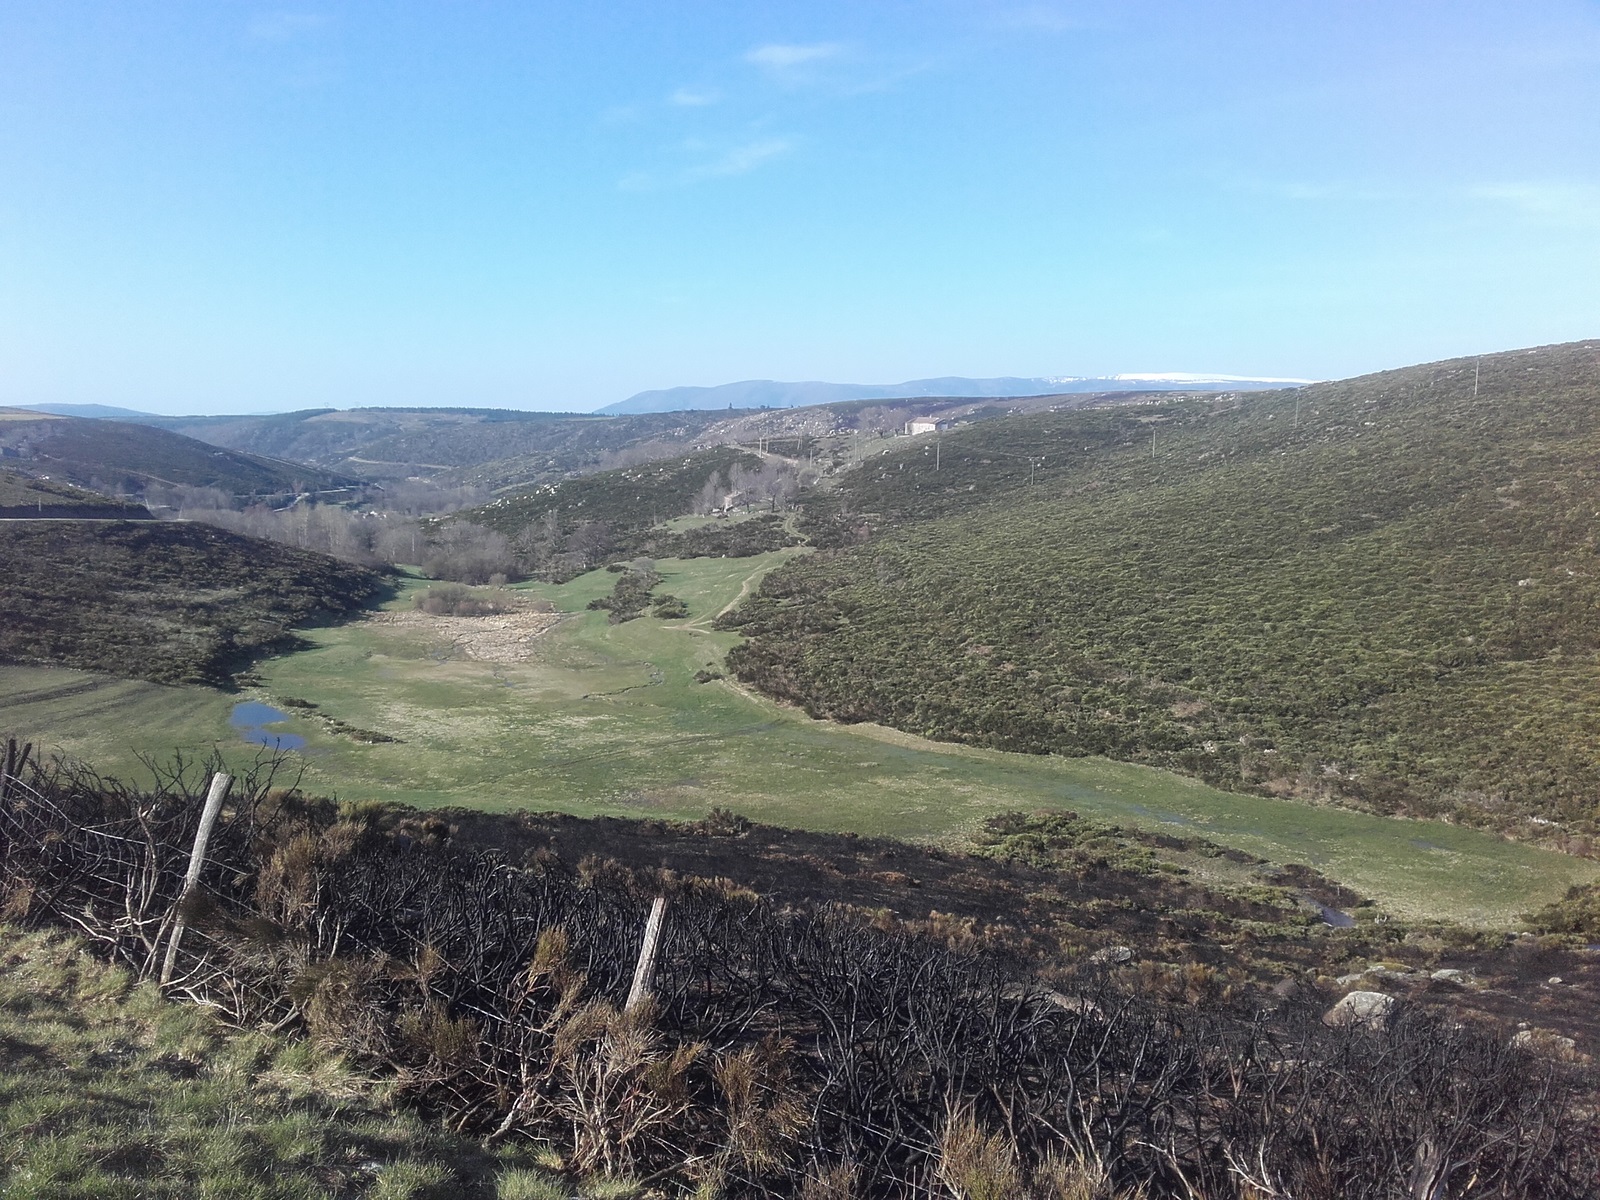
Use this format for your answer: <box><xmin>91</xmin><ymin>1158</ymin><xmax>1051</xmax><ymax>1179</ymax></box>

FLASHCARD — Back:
<box><xmin>1474</xmin><ymin>359</ymin><xmax>1481</xmax><ymax>397</ymax></box>
<box><xmin>1151</xmin><ymin>430</ymin><xmax>1157</xmax><ymax>459</ymax></box>
<box><xmin>935</xmin><ymin>438</ymin><xmax>941</xmax><ymax>472</ymax></box>
<box><xmin>1294</xmin><ymin>396</ymin><xmax>1300</xmax><ymax>429</ymax></box>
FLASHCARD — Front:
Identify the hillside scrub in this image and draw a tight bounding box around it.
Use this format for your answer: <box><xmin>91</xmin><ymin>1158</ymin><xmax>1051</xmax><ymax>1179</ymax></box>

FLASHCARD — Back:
<box><xmin>0</xmin><ymin>413</ymin><xmax>356</xmax><ymax>499</ymax></box>
<box><xmin>0</xmin><ymin>467</ymin><xmax>152</xmax><ymax>518</ymax></box>
<box><xmin>0</xmin><ymin>520</ymin><xmax>389</xmax><ymax>685</ymax></box>
<box><xmin>720</xmin><ymin>340</ymin><xmax>1600</xmax><ymax>835</ymax></box>
<box><xmin>413</xmin><ymin>582</ymin><xmax>518</xmax><ymax>617</ymax></box>
<box><xmin>461</xmin><ymin>447</ymin><xmax>809</xmax><ymax>580</ymax></box>
<box><xmin>587</xmin><ymin>560</ymin><xmax>664</xmax><ymax>622</ymax></box>
<box><xmin>646</xmin><ymin>513</ymin><xmax>802</xmax><ymax>560</ymax></box>
<box><xmin>1</xmin><ymin>750</ymin><xmax>1595</xmax><ymax>1198</ymax></box>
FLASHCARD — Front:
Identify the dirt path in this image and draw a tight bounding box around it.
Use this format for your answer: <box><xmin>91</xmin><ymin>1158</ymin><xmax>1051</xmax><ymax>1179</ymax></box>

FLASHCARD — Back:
<box><xmin>716</xmin><ymin>563</ymin><xmax>771</xmax><ymax>619</ymax></box>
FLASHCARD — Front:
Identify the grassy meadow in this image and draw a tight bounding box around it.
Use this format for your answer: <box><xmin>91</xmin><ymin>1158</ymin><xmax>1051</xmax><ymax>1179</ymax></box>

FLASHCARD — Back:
<box><xmin>0</xmin><ymin>926</ymin><xmax>608</xmax><ymax>1199</ymax></box>
<box><xmin>2</xmin><ymin>551</ymin><xmax>1593</xmax><ymax>927</ymax></box>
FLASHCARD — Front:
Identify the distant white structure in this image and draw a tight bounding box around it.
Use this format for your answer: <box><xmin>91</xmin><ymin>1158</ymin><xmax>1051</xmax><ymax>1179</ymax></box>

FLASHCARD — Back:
<box><xmin>905</xmin><ymin>417</ymin><xmax>948</xmax><ymax>436</ymax></box>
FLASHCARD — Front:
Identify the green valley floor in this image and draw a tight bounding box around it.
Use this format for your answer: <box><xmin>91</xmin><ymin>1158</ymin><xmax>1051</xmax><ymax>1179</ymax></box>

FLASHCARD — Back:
<box><xmin>2</xmin><ymin>551</ymin><xmax>1592</xmax><ymax>926</ymax></box>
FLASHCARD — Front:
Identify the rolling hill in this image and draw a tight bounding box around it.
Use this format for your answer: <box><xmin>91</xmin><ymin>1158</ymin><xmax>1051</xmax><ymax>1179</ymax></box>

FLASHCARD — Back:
<box><xmin>457</xmin><ymin>445</ymin><xmax>798</xmax><ymax>576</ymax></box>
<box><xmin>104</xmin><ymin>393</ymin><xmax>1193</xmax><ymax>493</ymax></box>
<box><xmin>0</xmin><ymin>469</ymin><xmax>151</xmax><ymax>519</ymax></box>
<box><xmin>133</xmin><ymin>406</ymin><xmax>732</xmax><ymax>485</ymax></box>
<box><xmin>719</xmin><ymin>339</ymin><xmax>1600</xmax><ymax>837</ymax></box>
<box><xmin>0</xmin><ymin>521</ymin><xmax>388</xmax><ymax>685</ymax></box>
<box><xmin>598</xmin><ymin>372</ymin><xmax>1308</xmax><ymax>414</ymax></box>
<box><xmin>0</xmin><ymin>410</ymin><xmax>361</xmax><ymax>499</ymax></box>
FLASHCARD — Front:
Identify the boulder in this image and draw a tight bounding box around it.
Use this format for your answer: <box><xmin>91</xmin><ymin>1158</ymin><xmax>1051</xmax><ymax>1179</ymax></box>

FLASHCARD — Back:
<box><xmin>1323</xmin><ymin>990</ymin><xmax>1395</xmax><ymax>1030</ymax></box>
<box><xmin>1511</xmin><ymin>1029</ymin><xmax>1580</xmax><ymax>1061</ymax></box>
<box><xmin>1430</xmin><ymin>968</ymin><xmax>1468</xmax><ymax>985</ymax></box>
<box><xmin>1089</xmin><ymin>945</ymin><xmax>1133</xmax><ymax>966</ymax></box>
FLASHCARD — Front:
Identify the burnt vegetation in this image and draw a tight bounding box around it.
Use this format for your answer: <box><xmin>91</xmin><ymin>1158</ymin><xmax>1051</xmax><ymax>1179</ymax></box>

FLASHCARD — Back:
<box><xmin>2</xmin><ymin>745</ymin><xmax>1596</xmax><ymax>1199</ymax></box>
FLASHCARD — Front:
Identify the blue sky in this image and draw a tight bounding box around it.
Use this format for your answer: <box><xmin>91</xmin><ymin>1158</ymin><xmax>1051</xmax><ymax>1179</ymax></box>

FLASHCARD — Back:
<box><xmin>1</xmin><ymin>1</ymin><xmax>1597</xmax><ymax>414</ymax></box>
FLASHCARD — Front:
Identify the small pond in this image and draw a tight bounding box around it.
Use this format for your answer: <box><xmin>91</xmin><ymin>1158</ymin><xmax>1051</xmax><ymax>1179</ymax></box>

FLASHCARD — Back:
<box><xmin>229</xmin><ymin>702</ymin><xmax>307</xmax><ymax>752</ymax></box>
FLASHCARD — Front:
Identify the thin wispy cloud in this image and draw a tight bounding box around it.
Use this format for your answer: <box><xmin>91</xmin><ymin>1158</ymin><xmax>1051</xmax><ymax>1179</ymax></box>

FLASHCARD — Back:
<box><xmin>1470</xmin><ymin>182</ymin><xmax>1600</xmax><ymax>229</ymax></box>
<box><xmin>1226</xmin><ymin>176</ymin><xmax>1399</xmax><ymax>204</ymax></box>
<box><xmin>247</xmin><ymin>11</ymin><xmax>329</xmax><ymax>42</ymax></box>
<box><xmin>990</xmin><ymin>5</ymin><xmax>1089</xmax><ymax>33</ymax></box>
<box><xmin>687</xmin><ymin>137</ymin><xmax>793</xmax><ymax>180</ymax></box>
<box><xmin>743</xmin><ymin>39</ymin><xmax>931</xmax><ymax>97</ymax></box>
<box><xmin>669</xmin><ymin>87</ymin><xmax>721</xmax><ymax>107</ymax></box>
<box><xmin>620</xmin><ymin>137</ymin><xmax>795</xmax><ymax>192</ymax></box>
<box><xmin>746</xmin><ymin>42</ymin><xmax>843</xmax><ymax>71</ymax></box>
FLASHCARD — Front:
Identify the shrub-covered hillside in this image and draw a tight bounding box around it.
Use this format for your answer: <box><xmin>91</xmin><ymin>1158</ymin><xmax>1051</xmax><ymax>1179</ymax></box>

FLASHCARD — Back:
<box><xmin>0</xmin><ymin>468</ymin><xmax>151</xmax><ymax>518</ymax></box>
<box><xmin>0</xmin><ymin>521</ymin><xmax>388</xmax><ymax>685</ymax></box>
<box><xmin>0</xmin><ymin>411</ymin><xmax>359</xmax><ymax>499</ymax></box>
<box><xmin>721</xmin><ymin>340</ymin><xmax>1600</xmax><ymax>835</ymax></box>
<box><xmin>460</xmin><ymin>445</ymin><xmax>801</xmax><ymax>577</ymax></box>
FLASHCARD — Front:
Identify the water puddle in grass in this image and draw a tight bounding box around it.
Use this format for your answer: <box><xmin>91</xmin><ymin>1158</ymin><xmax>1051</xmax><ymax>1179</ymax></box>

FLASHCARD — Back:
<box><xmin>229</xmin><ymin>702</ymin><xmax>306</xmax><ymax>752</ymax></box>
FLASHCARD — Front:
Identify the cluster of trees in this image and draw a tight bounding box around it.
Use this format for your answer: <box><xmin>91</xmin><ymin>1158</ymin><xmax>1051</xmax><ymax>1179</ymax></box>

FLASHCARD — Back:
<box><xmin>413</xmin><ymin>582</ymin><xmax>521</xmax><ymax>617</ymax></box>
<box><xmin>156</xmin><ymin>481</ymin><xmax>523</xmax><ymax>584</ymax></box>
<box><xmin>691</xmin><ymin>458</ymin><xmax>809</xmax><ymax>515</ymax></box>
<box><xmin>1</xmin><ymin>753</ymin><xmax>1594</xmax><ymax>1198</ymax></box>
<box><xmin>153</xmin><ymin>445</ymin><xmax>810</xmax><ymax>588</ymax></box>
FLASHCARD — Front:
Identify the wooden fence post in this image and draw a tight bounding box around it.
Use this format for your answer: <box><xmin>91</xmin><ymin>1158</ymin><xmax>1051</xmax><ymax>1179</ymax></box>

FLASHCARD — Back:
<box><xmin>159</xmin><ymin>772</ymin><xmax>232</xmax><ymax>986</ymax></box>
<box><xmin>0</xmin><ymin>739</ymin><xmax>31</xmax><ymax>803</ymax></box>
<box><xmin>625</xmin><ymin>896</ymin><xmax>668</xmax><ymax>1013</ymax></box>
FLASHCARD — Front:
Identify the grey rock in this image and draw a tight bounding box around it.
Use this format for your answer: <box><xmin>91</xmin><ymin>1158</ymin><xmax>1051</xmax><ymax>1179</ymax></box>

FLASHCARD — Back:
<box><xmin>1323</xmin><ymin>990</ymin><xmax>1396</xmax><ymax>1030</ymax></box>
<box><xmin>1511</xmin><ymin>1029</ymin><xmax>1578</xmax><ymax>1060</ymax></box>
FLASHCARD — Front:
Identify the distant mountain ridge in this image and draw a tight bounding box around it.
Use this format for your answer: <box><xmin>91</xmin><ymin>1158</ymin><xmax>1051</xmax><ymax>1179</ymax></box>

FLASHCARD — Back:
<box><xmin>599</xmin><ymin>373</ymin><xmax>1310</xmax><ymax>415</ymax></box>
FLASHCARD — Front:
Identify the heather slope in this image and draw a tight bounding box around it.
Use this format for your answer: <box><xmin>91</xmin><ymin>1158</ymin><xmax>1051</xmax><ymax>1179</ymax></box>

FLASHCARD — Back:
<box><xmin>0</xmin><ymin>521</ymin><xmax>388</xmax><ymax>685</ymax></box>
<box><xmin>721</xmin><ymin>340</ymin><xmax>1600</xmax><ymax>835</ymax></box>
<box><xmin>0</xmin><ymin>411</ymin><xmax>358</xmax><ymax>498</ymax></box>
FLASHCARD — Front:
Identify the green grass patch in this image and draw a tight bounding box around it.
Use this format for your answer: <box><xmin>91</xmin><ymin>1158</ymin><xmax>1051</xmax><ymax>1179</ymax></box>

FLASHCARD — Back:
<box><xmin>0</xmin><ymin>926</ymin><xmax>572</xmax><ymax>1199</ymax></box>
<box><xmin>1</xmin><ymin>552</ymin><xmax>1591</xmax><ymax>927</ymax></box>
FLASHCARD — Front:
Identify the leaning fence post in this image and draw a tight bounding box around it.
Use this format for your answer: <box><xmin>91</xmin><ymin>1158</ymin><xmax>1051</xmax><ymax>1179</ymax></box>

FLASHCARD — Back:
<box><xmin>625</xmin><ymin>896</ymin><xmax>668</xmax><ymax>1013</ymax></box>
<box><xmin>159</xmin><ymin>772</ymin><xmax>232</xmax><ymax>987</ymax></box>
